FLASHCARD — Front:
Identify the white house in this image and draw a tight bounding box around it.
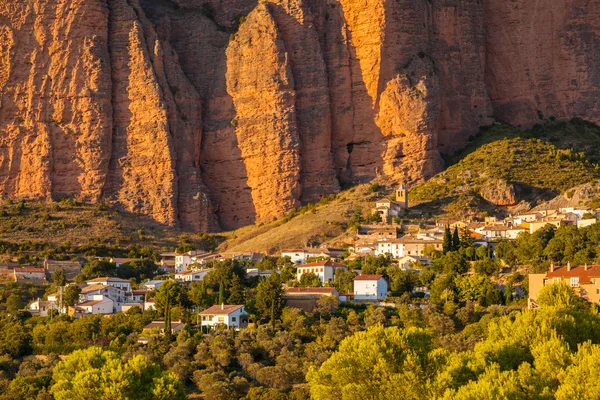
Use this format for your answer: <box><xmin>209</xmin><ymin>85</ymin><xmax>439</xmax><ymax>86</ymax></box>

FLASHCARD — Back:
<box><xmin>354</xmin><ymin>274</ymin><xmax>388</xmax><ymax>301</ymax></box>
<box><xmin>174</xmin><ymin>269</ymin><xmax>212</xmax><ymax>282</ymax></box>
<box><xmin>200</xmin><ymin>304</ymin><xmax>249</xmax><ymax>330</ymax></box>
<box><xmin>86</xmin><ymin>277</ymin><xmax>131</xmax><ymax>292</ymax></box>
<box><xmin>296</xmin><ymin>260</ymin><xmax>348</xmax><ymax>284</ymax></box>
<box><xmin>77</xmin><ymin>295</ymin><xmax>114</xmax><ymax>315</ymax></box>
<box><xmin>175</xmin><ymin>250</ymin><xmax>208</xmax><ymax>272</ymax></box>
<box><xmin>28</xmin><ymin>299</ymin><xmax>57</xmax><ymax>317</ymax></box>
<box><xmin>397</xmin><ymin>255</ymin><xmax>430</xmax><ymax>270</ymax></box>
<box><xmin>81</xmin><ymin>284</ymin><xmax>125</xmax><ymax>311</ymax></box>
<box><xmin>280</xmin><ymin>249</ymin><xmax>320</xmax><ymax>264</ymax></box>
<box><xmin>376</xmin><ymin>238</ymin><xmax>442</xmax><ymax>259</ymax></box>
<box><xmin>142</xmin><ymin>280</ymin><xmax>164</xmax><ymax>290</ymax></box>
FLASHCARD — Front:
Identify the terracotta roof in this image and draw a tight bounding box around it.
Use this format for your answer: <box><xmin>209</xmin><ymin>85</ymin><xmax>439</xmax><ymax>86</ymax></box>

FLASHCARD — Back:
<box><xmin>14</xmin><ymin>267</ymin><xmax>45</xmax><ymax>273</ymax></box>
<box><xmin>354</xmin><ymin>274</ymin><xmax>384</xmax><ymax>281</ymax></box>
<box><xmin>81</xmin><ymin>284</ymin><xmax>110</xmax><ymax>293</ymax></box>
<box><xmin>298</xmin><ymin>260</ymin><xmax>347</xmax><ymax>269</ymax></box>
<box><xmin>200</xmin><ymin>304</ymin><xmax>245</xmax><ymax>315</ymax></box>
<box><xmin>87</xmin><ymin>277</ymin><xmax>130</xmax><ymax>283</ymax></box>
<box><xmin>285</xmin><ymin>287</ymin><xmax>337</xmax><ymax>294</ymax></box>
<box><xmin>78</xmin><ymin>299</ymin><xmax>105</xmax><ymax>307</ymax></box>
<box><xmin>144</xmin><ymin>320</ymin><xmax>184</xmax><ymax>329</ymax></box>
<box><xmin>547</xmin><ymin>265</ymin><xmax>600</xmax><ymax>284</ymax></box>
<box><xmin>176</xmin><ymin>269</ymin><xmax>211</xmax><ymax>276</ymax></box>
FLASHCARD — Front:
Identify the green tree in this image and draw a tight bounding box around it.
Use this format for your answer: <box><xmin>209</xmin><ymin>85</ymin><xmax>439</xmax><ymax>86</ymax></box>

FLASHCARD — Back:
<box><xmin>82</xmin><ymin>259</ymin><xmax>116</xmax><ymax>279</ymax></box>
<box><xmin>5</xmin><ymin>293</ymin><xmax>23</xmax><ymax>314</ymax></box>
<box><xmin>155</xmin><ymin>280</ymin><xmax>182</xmax><ymax>337</ymax></box>
<box><xmin>52</xmin><ymin>269</ymin><xmax>66</xmax><ymax>286</ymax></box>
<box><xmin>255</xmin><ymin>273</ymin><xmax>284</xmax><ymax>324</ymax></box>
<box><xmin>307</xmin><ymin>325</ymin><xmax>433</xmax><ymax>399</ymax></box>
<box><xmin>227</xmin><ymin>274</ymin><xmax>245</xmax><ymax>304</ymax></box>
<box><xmin>443</xmin><ymin>226</ymin><xmax>452</xmax><ymax>254</ymax></box>
<box><xmin>300</xmin><ymin>272</ymin><xmax>322</xmax><ymax>288</ymax></box>
<box><xmin>537</xmin><ymin>281</ymin><xmax>586</xmax><ymax>310</ymax></box>
<box><xmin>63</xmin><ymin>285</ymin><xmax>82</xmax><ymax>307</ymax></box>
<box><xmin>452</xmin><ymin>227</ymin><xmax>460</xmax><ymax>251</ymax></box>
<box><xmin>473</xmin><ymin>258</ymin><xmax>501</xmax><ymax>276</ymax></box>
<box><xmin>51</xmin><ymin>347</ymin><xmax>185</xmax><ymax>400</ymax></box>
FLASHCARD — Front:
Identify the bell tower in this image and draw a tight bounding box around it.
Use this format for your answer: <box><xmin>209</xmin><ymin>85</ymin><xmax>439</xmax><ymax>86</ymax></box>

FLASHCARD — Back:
<box><xmin>396</xmin><ymin>183</ymin><xmax>408</xmax><ymax>209</ymax></box>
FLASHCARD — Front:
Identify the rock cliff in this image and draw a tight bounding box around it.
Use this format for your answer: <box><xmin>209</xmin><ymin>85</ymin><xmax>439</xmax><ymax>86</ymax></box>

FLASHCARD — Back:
<box><xmin>0</xmin><ymin>0</ymin><xmax>598</xmax><ymax>230</ymax></box>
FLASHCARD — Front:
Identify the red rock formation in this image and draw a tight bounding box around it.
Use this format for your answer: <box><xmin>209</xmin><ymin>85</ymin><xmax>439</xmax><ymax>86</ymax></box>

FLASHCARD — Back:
<box><xmin>0</xmin><ymin>0</ymin><xmax>598</xmax><ymax>231</ymax></box>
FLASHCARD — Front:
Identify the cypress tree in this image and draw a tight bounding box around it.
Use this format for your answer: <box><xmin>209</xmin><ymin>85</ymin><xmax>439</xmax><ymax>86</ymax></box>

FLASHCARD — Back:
<box><xmin>443</xmin><ymin>226</ymin><xmax>452</xmax><ymax>254</ymax></box>
<box><xmin>452</xmin><ymin>227</ymin><xmax>460</xmax><ymax>251</ymax></box>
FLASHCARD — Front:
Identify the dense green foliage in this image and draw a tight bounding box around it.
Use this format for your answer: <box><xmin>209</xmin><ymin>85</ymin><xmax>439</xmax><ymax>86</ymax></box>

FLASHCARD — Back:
<box><xmin>308</xmin><ymin>284</ymin><xmax>600</xmax><ymax>399</ymax></box>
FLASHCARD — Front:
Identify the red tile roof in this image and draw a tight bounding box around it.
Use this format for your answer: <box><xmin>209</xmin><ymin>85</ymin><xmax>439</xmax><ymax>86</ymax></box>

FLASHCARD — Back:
<box><xmin>285</xmin><ymin>287</ymin><xmax>337</xmax><ymax>295</ymax></box>
<box><xmin>354</xmin><ymin>274</ymin><xmax>384</xmax><ymax>281</ymax></box>
<box><xmin>298</xmin><ymin>260</ymin><xmax>347</xmax><ymax>269</ymax></box>
<box><xmin>546</xmin><ymin>265</ymin><xmax>600</xmax><ymax>284</ymax></box>
<box><xmin>14</xmin><ymin>267</ymin><xmax>45</xmax><ymax>273</ymax></box>
<box><xmin>78</xmin><ymin>299</ymin><xmax>105</xmax><ymax>307</ymax></box>
<box><xmin>200</xmin><ymin>304</ymin><xmax>245</xmax><ymax>315</ymax></box>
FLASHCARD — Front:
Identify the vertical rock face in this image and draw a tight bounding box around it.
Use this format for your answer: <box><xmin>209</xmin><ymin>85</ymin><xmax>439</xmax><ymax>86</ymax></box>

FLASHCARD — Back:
<box><xmin>226</xmin><ymin>3</ymin><xmax>301</xmax><ymax>225</ymax></box>
<box><xmin>1</xmin><ymin>0</ymin><xmax>599</xmax><ymax>230</ymax></box>
<box><xmin>485</xmin><ymin>0</ymin><xmax>600</xmax><ymax>127</ymax></box>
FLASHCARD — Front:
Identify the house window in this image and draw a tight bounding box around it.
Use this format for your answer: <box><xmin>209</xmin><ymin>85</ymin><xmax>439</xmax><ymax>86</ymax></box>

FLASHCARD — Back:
<box><xmin>232</xmin><ymin>317</ymin><xmax>237</xmax><ymax>322</ymax></box>
<box><xmin>218</xmin><ymin>317</ymin><xmax>224</xmax><ymax>323</ymax></box>
<box><xmin>570</xmin><ymin>277</ymin><xmax>579</xmax><ymax>287</ymax></box>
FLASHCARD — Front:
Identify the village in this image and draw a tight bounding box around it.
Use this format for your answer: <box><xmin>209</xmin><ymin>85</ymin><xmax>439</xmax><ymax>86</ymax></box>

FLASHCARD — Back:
<box><xmin>0</xmin><ymin>183</ymin><xmax>598</xmax><ymax>341</ymax></box>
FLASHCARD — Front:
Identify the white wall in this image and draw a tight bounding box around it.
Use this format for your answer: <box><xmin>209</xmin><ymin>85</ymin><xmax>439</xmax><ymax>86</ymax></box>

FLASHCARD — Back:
<box><xmin>354</xmin><ymin>278</ymin><xmax>388</xmax><ymax>300</ymax></box>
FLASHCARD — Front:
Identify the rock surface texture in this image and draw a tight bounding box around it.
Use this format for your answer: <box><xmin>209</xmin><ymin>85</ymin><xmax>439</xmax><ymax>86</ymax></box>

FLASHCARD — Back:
<box><xmin>0</xmin><ymin>0</ymin><xmax>598</xmax><ymax>230</ymax></box>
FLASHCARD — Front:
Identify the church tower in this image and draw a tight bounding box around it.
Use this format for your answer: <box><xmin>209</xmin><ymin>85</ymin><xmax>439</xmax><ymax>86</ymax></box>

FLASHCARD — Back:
<box><xmin>396</xmin><ymin>183</ymin><xmax>408</xmax><ymax>209</ymax></box>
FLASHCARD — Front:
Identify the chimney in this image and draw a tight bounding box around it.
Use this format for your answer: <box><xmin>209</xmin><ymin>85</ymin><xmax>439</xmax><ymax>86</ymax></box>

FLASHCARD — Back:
<box><xmin>550</xmin><ymin>262</ymin><xmax>555</xmax><ymax>272</ymax></box>
<box><xmin>567</xmin><ymin>261</ymin><xmax>572</xmax><ymax>271</ymax></box>
<box><xmin>221</xmin><ymin>303</ymin><xmax>224</xmax><ymax>310</ymax></box>
<box><xmin>585</xmin><ymin>263</ymin><xmax>589</xmax><ymax>271</ymax></box>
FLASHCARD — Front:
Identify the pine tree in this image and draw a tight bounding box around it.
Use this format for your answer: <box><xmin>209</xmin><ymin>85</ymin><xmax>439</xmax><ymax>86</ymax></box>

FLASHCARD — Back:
<box><xmin>218</xmin><ymin>278</ymin><xmax>225</xmax><ymax>305</ymax></box>
<box><xmin>452</xmin><ymin>227</ymin><xmax>461</xmax><ymax>251</ymax></box>
<box><xmin>227</xmin><ymin>274</ymin><xmax>245</xmax><ymax>304</ymax></box>
<box><xmin>443</xmin><ymin>226</ymin><xmax>452</xmax><ymax>254</ymax></box>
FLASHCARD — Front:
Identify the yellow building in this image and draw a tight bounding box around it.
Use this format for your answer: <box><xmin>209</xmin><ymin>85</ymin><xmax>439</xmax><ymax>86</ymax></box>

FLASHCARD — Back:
<box><xmin>528</xmin><ymin>263</ymin><xmax>600</xmax><ymax>308</ymax></box>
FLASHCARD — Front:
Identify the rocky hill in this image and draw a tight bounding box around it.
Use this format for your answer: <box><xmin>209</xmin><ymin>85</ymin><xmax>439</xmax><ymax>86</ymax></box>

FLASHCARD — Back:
<box><xmin>410</xmin><ymin>121</ymin><xmax>600</xmax><ymax>216</ymax></box>
<box><xmin>1</xmin><ymin>0</ymin><xmax>599</xmax><ymax>231</ymax></box>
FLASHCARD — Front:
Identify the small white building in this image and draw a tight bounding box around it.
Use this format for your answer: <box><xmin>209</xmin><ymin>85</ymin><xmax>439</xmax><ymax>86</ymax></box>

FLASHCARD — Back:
<box><xmin>175</xmin><ymin>250</ymin><xmax>208</xmax><ymax>273</ymax></box>
<box><xmin>141</xmin><ymin>280</ymin><xmax>164</xmax><ymax>290</ymax></box>
<box><xmin>86</xmin><ymin>277</ymin><xmax>131</xmax><ymax>292</ymax></box>
<box><xmin>354</xmin><ymin>274</ymin><xmax>388</xmax><ymax>301</ymax></box>
<box><xmin>200</xmin><ymin>304</ymin><xmax>249</xmax><ymax>330</ymax></box>
<box><xmin>144</xmin><ymin>298</ymin><xmax>155</xmax><ymax>311</ymax></box>
<box><xmin>77</xmin><ymin>295</ymin><xmax>114</xmax><ymax>315</ymax></box>
<box><xmin>397</xmin><ymin>255</ymin><xmax>430</xmax><ymax>270</ymax></box>
<box><xmin>28</xmin><ymin>299</ymin><xmax>57</xmax><ymax>317</ymax></box>
<box><xmin>174</xmin><ymin>269</ymin><xmax>212</xmax><ymax>282</ymax></box>
<box><xmin>296</xmin><ymin>260</ymin><xmax>348</xmax><ymax>284</ymax></box>
<box><xmin>280</xmin><ymin>249</ymin><xmax>320</xmax><ymax>264</ymax></box>
<box><xmin>126</xmin><ymin>290</ymin><xmax>150</xmax><ymax>303</ymax></box>
<box><xmin>376</xmin><ymin>238</ymin><xmax>442</xmax><ymax>259</ymax></box>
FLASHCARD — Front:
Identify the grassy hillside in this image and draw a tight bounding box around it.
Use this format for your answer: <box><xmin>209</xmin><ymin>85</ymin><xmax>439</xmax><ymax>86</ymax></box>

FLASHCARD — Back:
<box><xmin>410</xmin><ymin>120</ymin><xmax>600</xmax><ymax>216</ymax></box>
<box><xmin>217</xmin><ymin>184</ymin><xmax>384</xmax><ymax>255</ymax></box>
<box><xmin>0</xmin><ymin>199</ymin><xmax>216</xmax><ymax>254</ymax></box>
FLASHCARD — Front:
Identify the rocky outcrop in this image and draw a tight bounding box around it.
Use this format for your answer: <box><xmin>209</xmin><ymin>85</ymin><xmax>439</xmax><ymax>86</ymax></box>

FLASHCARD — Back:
<box><xmin>479</xmin><ymin>179</ymin><xmax>517</xmax><ymax>206</ymax></box>
<box><xmin>0</xmin><ymin>0</ymin><xmax>599</xmax><ymax>231</ymax></box>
